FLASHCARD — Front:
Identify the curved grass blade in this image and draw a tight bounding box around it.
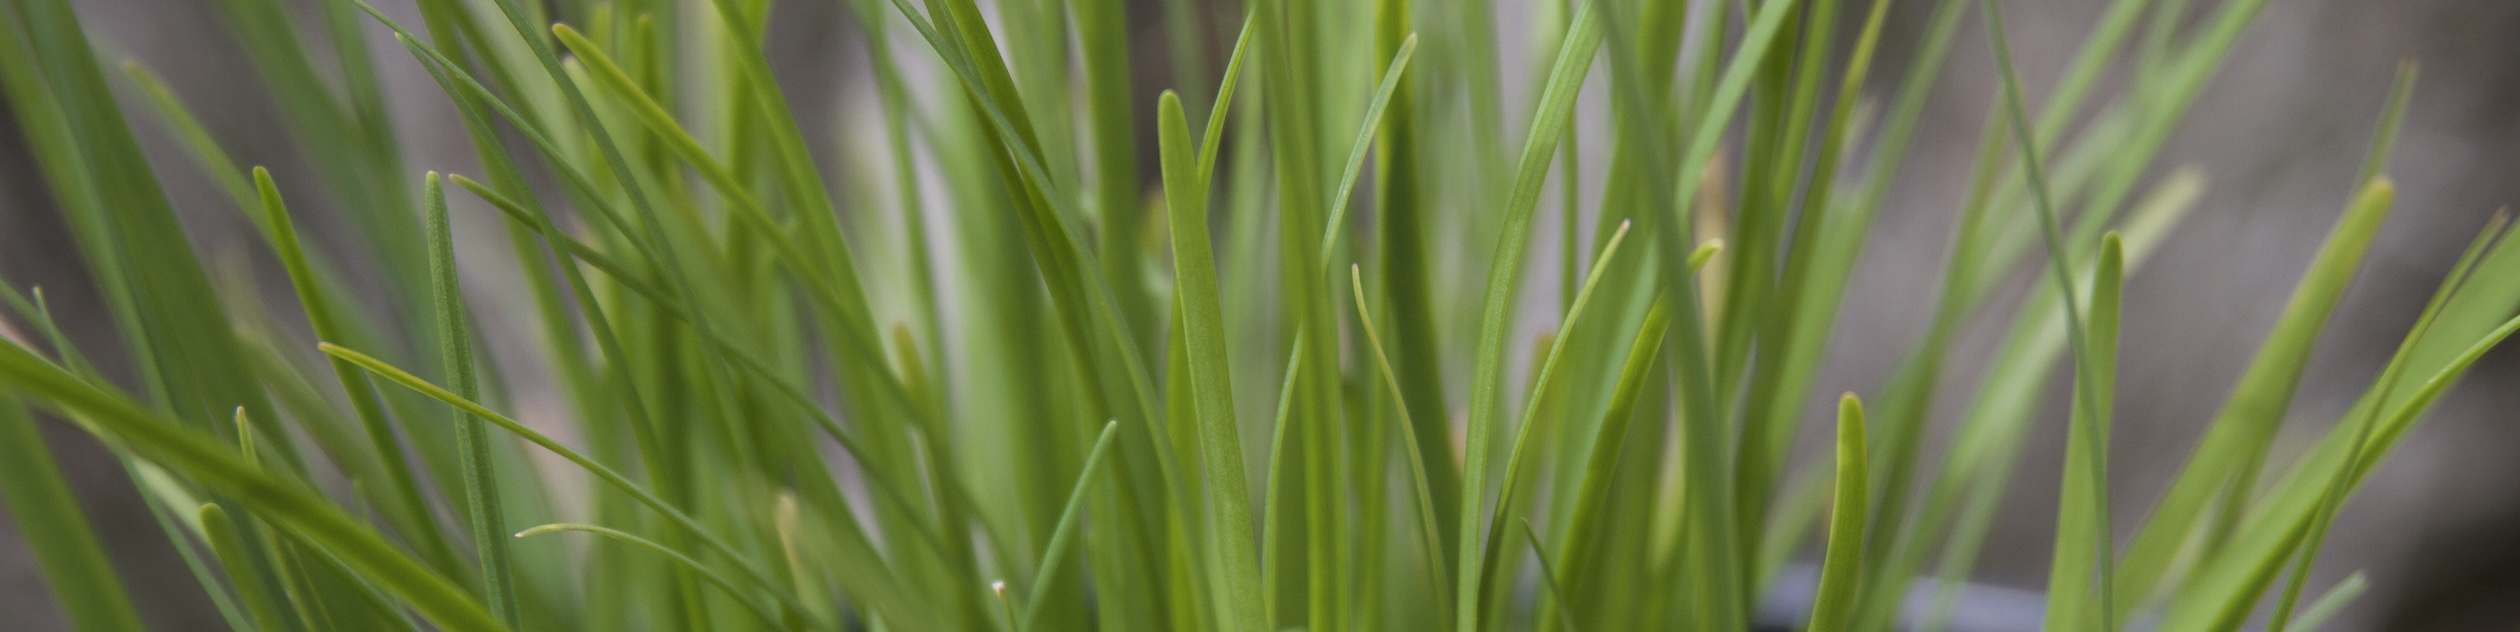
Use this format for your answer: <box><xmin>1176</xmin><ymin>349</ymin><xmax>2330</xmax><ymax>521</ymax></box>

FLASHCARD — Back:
<box><xmin>514</xmin><ymin>524</ymin><xmax>783</xmax><ymax>626</ymax></box>
<box><xmin>2268</xmin><ymin>211</ymin><xmax>2497</xmax><ymax>632</ymax></box>
<box><xmin>1074</xmin><ymin>0</ymin><xmax>1149</xmax><ymax>352</ymax></box>
<box><xmin>1196</xmin><ymin>12</ymin><xmax>1257</xmax><ymax>182</ymax></box>
<box><xmin>0</xmin><ymin>344</ymin><xmax>505</xmax><ymax>632</ymax></box>
<box><xmin>1455</xmin><ymin>6</ymin><xmax>1601</xmax><ymax>627</ymax></box>
<box><xmin>2040</xmin><ymin>234</ymin><xmax>2126</xmax><ymax>632</ymax></box>
<box><xmin>1019</xmin><ymin>421</ymin><xmax>1121</xmax><ymax>630</ymax></box>
<box><xmin>1806</xmin><ymin>394</ymin><xmax>1871</xmax><ymax>632</ymax></box>
<box><xmin>1352</xmin><ymin>264</ymin><xmax>1456</xmax><ymax>625</ymax></box>
<box><xmin>1256</xmin><ymin>343</ymin><xmax>1302</xmax><ymax>624</ymax></box>
<box><xmin>2114</xmin><ymin>178</ymin><xmax>2397</xmax><ymax>612</ymax></box>
<box><xmin>1538</xmin><ymin>297</ymin><xmax>1668</xmax><ymax>631</ymax></box>
<box><xmin>364</xmin><ymin>23</ymin><xmax>957</xmax><ymax>621</ymax></box>
<box><xmin>7</xmin><ymin>0</ymin><xmax>295</xmax><ymax>469</ymax></box>
<box><xmin>1312</xmin><ymin>34</ymin><xmax>1418</xmax><ymax>264</ymax></box>
<box><xmin>0</xmin><ymin>399</ymin><xmax>146</xmax><ymax>632</ymax></box>
<box><xmin>2290</xmin><ymin>572</ymin><xmax>2368</xmax><ymax>632</ymax></box>
<box><xmin>318</xmin><ymin>343</ymin><xmax>808</xmax><ymax>620</ymax></box>
<box><xmin>117</xmin><ymin>61</ymin><xmax>255</xmax><ymax>214</ymax></box>
<box><xmin>423</xmin><ymin>172</ymin><xmax>520</xmax><ymax>626</ymax></box>
<box><xmin>198</xmin><ymin>503</ymin><xmax>288</xmax><ymax>632</ymax></box>
<box><xmin>537</xmin><ymin>27</ymin><xmax>973</xmax><ymax>521</ymax></box>
<box><xmin>1476</xmin><ymin>220</ymin><xmax>1629</xmax><ymax>616</ymax></box>
<box><xmin>1519</xmin><ymin>519</ymin><xmax>1581</xmax><ymax>632</ymax></box>
<box><xmin>1158</xmin><ymin>90</ymin><xmax>1267</xmax><ymax>632</ymax></box>
<box><xmin>2157</xmin><ymin>309</ymin><xmax>2520</xmax><ymax>630</ymax></box>
<box><xmin>252</xmin><ymin>169</ymin><xmax>459</xmax><ymax>576</ymax></box>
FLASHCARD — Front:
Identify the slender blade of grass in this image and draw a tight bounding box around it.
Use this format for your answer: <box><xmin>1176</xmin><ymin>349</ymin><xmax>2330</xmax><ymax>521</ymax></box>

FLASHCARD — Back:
<box><xmin>1019</xmin><ymin>421</ymin><xmax>1124</xmax><ymax>630</ymax></box>
<box><xmin>424</xmin><ymin>172</ymin><xmax>521</xmax><ymax>626</ymax></box>
<box><xmin>2291</xmin><ymin>572</ymin><xmax>2369</xmax><ymax>632</ymax></box>
<box><xmin>2041</xmin><ymin>234</ymin><xmax>2127</xmax><ymax>632</ymax></box>
<box><xmin>2114</xmin><ymin>177</ymin><xmax>2397</xmax><ymax>613</ymax></box>
<box><xmin>1453</xmin><ymin>6</ymin><xmax>1600</xmax><ymax>627</ymax></box>
<box><xmin>1806</xmin><ymin>394</ymin><xmax>1871</xmax><ymax>632</ymax></box>
<box><xmin>514</xmin><ymin>524</ymin><xmax>785</xmax><ymax>626</ymax></box>
<box><xmin>1159</xmin><ymin>90</ymin><xmax>1268</xmax><ymax>632</ymax></box>
<box><xmin>0</xmin><ymin>343</ymin><xmax>505</xmax><ymax>631</ymax></box>
<box><xmin>253</xmin><ymin>168</ymin><xmax>464</xmax><ymax>579</ymax></box>
<box><xmin>0</xmin><ymin>399</ymin><xmax>147</xmax><ymax>632</ymax></box>
<box><xmin>1353</xmin><ymin>264</ymin><xmax>1458</xmax><ymax>626</ymax></box>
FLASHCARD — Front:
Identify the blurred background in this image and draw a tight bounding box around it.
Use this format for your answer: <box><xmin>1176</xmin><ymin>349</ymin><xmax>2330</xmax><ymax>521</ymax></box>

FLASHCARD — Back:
<box><xmin>0</xmin><ymin>0</ymin><xmax>2513</xmax><ymax>629</ymax></box>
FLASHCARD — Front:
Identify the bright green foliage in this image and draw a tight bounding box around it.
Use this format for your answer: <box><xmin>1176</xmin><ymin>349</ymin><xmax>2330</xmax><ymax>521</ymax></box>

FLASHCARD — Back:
<box><xmin>0</xmin><ymin>0</ymin><xmax>2511</xmax><ymax>630</ymax></box>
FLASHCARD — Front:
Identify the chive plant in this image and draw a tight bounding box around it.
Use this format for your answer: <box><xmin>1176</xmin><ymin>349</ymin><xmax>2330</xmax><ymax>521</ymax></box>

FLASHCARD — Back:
<box><xmin>0</xmin><ymin>0</ymin><xmax>2511</xmax><ymax>629</ymax></box>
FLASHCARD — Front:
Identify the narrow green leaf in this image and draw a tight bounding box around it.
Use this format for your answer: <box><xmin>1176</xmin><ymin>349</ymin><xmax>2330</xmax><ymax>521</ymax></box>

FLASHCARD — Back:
<box><xmin>317</xmin><ymin>343</ymin><xmax>795</xmax><ymax>610</ymax></box>
<box><xmin>2290</xmin><ymin>572</ymin><xmax>2368</xmax><ymax>632</ymax></box>
<box><xmin>2116</xmin><ymin>178</ymin><xmax>2397</xmax><ymax>611</ymax></box>
<box><xmin>1352</xmin><ymin>264</ymin><xmax>1457</xmax><ymax>625</ymax></box>
<box><xmin>118</xmin><ymin>60</ymin><xmax>256</xmax><ymax>214</ymax></box>
<box><xmin>1475</xmin><ymin>219</ymin><xmax>1629</xmax><ymax>618</ymax></box>
<box><xmin>0</xmin><ymin>399</ymin><xmax>146</xmax><ymax>632</ymax></box>
<box><xmin>1312</xmin><ymin>34</ymin><xmax>1418</xmax><ymax>265</ymax></box>
<box><xmin>2269</xmin><ymin>212</ymin><xmax>2494</xmax><ymax>632</ymax></box>
<box><xmin>198</xmin><ymin>503</ymin><xmax>288</xmax><ymax>632</ymax></box>
<box><xmin>1158</xmin><ymin>90</ymin><xmax>1267</xmax><ymax>632</ymax></box>
<box><xmin>514</xmin><ymin>524</ymin><xmax>784</xmax><ymax>626</ymax></box>
<box><xmin>2157</xmin><ymin>309</ymin><xmax>2520</xmax><ymax>631</ymax></box>
<box><xmin>2041</xmin><ymin>234</ymin><xmax>2127</xmax><ymax>632</ymax></box>
<box><xmin>1519</xmin><ymin>519</ymin><xmax>1582</xmax><ymax>632</ymax></box>
<box><xmin>1455</xmin><ymin>6</ymin><xmax>1601</xmax><ymax>627</ymax></box>
<box><xmin>1020</xmin><ymin>421</ymin><xmax>1122</xmax><ymax>630</ymax></box>
<box><xmin>1807</xmin><ymin>394</ymin><xmax>1870</xmax><ymax>632</ymax></box>
<box><xmin>0</xmin><ymin>344</ymin><xmax>504</xmax><ymax>632</ymax></box>
<box><xmin>424</xmin><ymin>172</ymin><xmax>520</xmax><ymax>626</ymax></box>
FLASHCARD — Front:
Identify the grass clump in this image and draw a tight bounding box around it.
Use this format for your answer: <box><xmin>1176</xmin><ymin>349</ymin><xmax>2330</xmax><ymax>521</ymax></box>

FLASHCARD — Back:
<box><xmin>0</xmin><ymin>0</ymin><xmax>2513</xmax><ymax>630</ymax></box>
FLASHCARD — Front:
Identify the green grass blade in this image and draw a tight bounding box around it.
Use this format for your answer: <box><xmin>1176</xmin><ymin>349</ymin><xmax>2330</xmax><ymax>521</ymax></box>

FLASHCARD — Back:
<box><xmin>2268</xmin><ymin>214</ymin><xmax>2498</xmax><ymax>632</ymax></box>
<box><xmin>198</xmin><ymin>503</ymin><xmax>288</xmax><ymax>632</ymax></box>
<box><xmin>1475</xmin><ymin>220</ymin><xmax>1629</xmax><ymax>615</ymax></box>
<box><xmin>1020</xmin><ymin>421</ymin><xmax>1123</xmax><ymax>630</ymax></box>
<box><xmin>514</xmin><ymin>524</ymin><xmax>786</xmax><ymax>626</ymax></box>
<box><xmin>2261</xmin><ymin>66</ymin><xmax>2433</xmax><ymax>632</ymax></box>
<box><xmin>1158</xmin><ymin>90</ymin><xmax>1268</xmax><ymax>632</ymax></box>
<box><xmin>6</xmin><ymin>0</ymin><xmax>291</xmax><ymax>463</ymax></box>
<box><xmin>1540</xmin><ymin>294</ymin><xmax>1671</xmax><ymax>630</ymax></box>
<box><xmin>316</xmin><ymin>344</ymin><xmax>794</xmax><ymax>604</ymax></box>
<box><xmin>1312</xmin><ymin>34</ymin><xmax>1418</xmax><ymax>266</ymax></box>
<box><xmin>2156</xmin><ymin>309</ymin><xmax>2520</xmax><ymax>631</ymax></box>
<box><xmin>1352</xmin><ymin>264</ymin><xmax>1457</xmax><ymax>626</ymax></box>
<box><xmin>0</xmin><ymin>344</ymin><xmax>505</xmax><ymax>632</ymax></box>
<box><xmin>1736</xmin><ymin>0</ymin><xmax>1896</xmax><ymax>532</ymax></box>
<box><xmin>425</xmin><ymin>172</ymin><xmax>521</xmax><ymax>626</ymax></box>
<box><xmin>117</xmin><ymin>60</ymin><xmax>256</xmax><ymax>213</ymax></box>
<box><xmin>2290</xmin><ymin>572</ymin><xmax>2368</xmax><ymax>632</ymax></box>
<box><xmin>1453</xmin><ymin>6</ymin><xmax>1600</xmax><ymax>627</ymax></box>
<box><xmin>1519</xmin><ymin>519</ymin><xmax>1582</xmax><ymax>632</ymax></box>
<box><xmin>253</xmin><ymin>168</ymin><xmax>463</xmax><ymax>578</ymax></box>
<box><xmin>2115</xmin><ymin>178</ymin><xmax>2397</xmax><ymax>611</ymax></box>
<box><xmin>1806</xmin><ymin>394</ymin><xmax>1870</xmax><ymax>632</ymax></box>
<box><xmin>1197</xmin><ymin>13</ymin><xmax>1258</xmax><ymax>182</ymax></box>
<box><xmin>2355</xmin><ymin>61</ymin><xmax>2420</xmax><ymax>186</ymax></box>
<box><xmin>451</xmin><ymin>179</ymin><xmax>959</xmax><ymax>575</ymax></box>
<box><xmin>1074</xmin><ymin>0</ymin><xmax>1152</xmax><ymax>355</ymax></box>
<box><xmin>0</xmin><ymin>399</ymin><xmax>147</xmax><ymax>632</ymax></box>
<box><xmin>2041</xmin><ymin>234</ymin><xmax>2126</xmax><ymax>632</ymax></box>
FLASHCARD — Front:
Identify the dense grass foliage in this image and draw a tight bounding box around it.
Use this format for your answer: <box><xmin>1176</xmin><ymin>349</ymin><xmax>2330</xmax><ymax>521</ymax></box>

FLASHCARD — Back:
<box><xmin>0</xmin><ymin>0</ymin><xmax>2513</xmax><ymax>630</ymax></box>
